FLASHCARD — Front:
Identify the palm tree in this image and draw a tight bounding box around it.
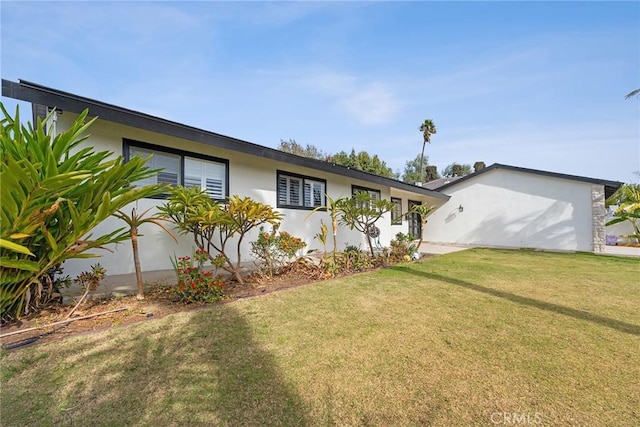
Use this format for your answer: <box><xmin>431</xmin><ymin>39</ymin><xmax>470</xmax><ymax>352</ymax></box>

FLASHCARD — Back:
<box><xmin>625</xmin><ymin>89</ymin><xmax>640</xmax><ymax>99</ymax></box>
<box><xmin>115</xmin><ymin>206</ymin><xmax>176</xmax><ymax>299</ymax></box>
<box><xmin>418</xmin><ymin>119</ymin><xmax>437</xmax><ymax>183</ymax></box>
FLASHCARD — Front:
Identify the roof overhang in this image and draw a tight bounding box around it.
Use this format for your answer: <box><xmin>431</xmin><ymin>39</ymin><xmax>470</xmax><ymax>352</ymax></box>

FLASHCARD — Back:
<box><xmin>434</xmin><ymin>163</ymin><xmax>623</xmax><ymax>200</ymax></box>
<box><xmin>2</xmin><ymin>78</ymin><xmax>449</xmax><ymax>201</ymax></box>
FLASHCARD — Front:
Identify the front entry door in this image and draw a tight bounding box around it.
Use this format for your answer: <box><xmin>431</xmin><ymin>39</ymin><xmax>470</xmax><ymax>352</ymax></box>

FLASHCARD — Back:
<box><xmin>408</xmin><ymin>200</ymin><xmax>422</xmax><ymax>240</ymax></box>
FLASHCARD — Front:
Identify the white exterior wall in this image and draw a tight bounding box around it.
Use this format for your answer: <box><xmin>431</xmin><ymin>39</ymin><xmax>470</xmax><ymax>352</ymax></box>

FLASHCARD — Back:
<box><xmin>424</xmin><ymin>169</ymin><xmax>595</xmax><ymax>251</ymax></box>
<box><xmin>57</xmin><ymin>113</ymin><xmax>439</xmax><ymax>278</ymax></box>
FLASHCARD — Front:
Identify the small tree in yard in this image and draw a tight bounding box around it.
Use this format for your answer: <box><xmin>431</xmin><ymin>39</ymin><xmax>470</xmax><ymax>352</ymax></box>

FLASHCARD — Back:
<box><xmin>337</xmin><ymin>191</ymin><xmax>395</xmax><ymax>256</ymax></box>
<box><xmin>114</xmin><ymin>207</ymin><xmax>177</xmax><ymax>300</ymax></box>
<box><xmin>306</xmin><ymin>193</ymin><xmax>343</xmax><ymax>260</ymax></box>
<box><xmin>0</xmin><ymin>105</ymin><xmax>166</xmax><ymax>321</ymax></box>
<box><xmin>159</xmin><ymin>187</ymin><xmax>283</xmax><ymax>285</ymax></box>
<box><xmin>407</xmin><ymin>204</ymin><xmax>437</xmax><ymax>249</ymax></box>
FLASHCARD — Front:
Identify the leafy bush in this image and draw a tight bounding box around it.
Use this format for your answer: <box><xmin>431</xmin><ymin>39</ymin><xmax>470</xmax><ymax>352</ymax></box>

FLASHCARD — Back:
<box><xmin>170</xmin><ymin>251</ymin><xmax>225</xmax><ymax>304</ymax></box>
<box><xmin>160</xmin><ymin>188</ymin><xmax>283</xmax><ymax>285</ymax></box>
<box><xmin>251</xmin><ymin>226</ymin><xmax>307</xmax><ymax>277</ymax></box>
<box><xmin>0</xmin><ymin>105</ymin><xmax>167</xmax><ymax>321</ymax></box>
<box><xmin>388</xmin><ymin>232</ymin><xmax>418</xmax><ymax>262</ymax></box>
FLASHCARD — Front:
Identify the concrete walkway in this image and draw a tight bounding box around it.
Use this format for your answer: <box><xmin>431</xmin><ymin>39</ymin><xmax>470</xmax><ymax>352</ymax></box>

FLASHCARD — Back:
<box><xmin>418</xmin><ymin>242</ymin><xmax>470</xmax><ymax>256</ymax></box>
<box><xmin>603</xmin><ymin>245</ymin><xmax>640</xmax><ymax>258</ymax></box>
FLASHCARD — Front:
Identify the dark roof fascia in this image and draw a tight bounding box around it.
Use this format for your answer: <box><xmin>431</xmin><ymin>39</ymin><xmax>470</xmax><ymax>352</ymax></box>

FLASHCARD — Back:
<box><xmin>2</xmin><ymin>78</ymin><xmax>448</xmax><ymax>201</ymax></box>
<box><xmin>436</xmin><ymin>163</ymin><xmax>623</xmax><ymax>199</ymax></box>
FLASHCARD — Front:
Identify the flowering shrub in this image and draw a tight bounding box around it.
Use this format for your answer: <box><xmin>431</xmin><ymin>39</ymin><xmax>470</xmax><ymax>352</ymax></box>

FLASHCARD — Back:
<box><xmin>251</xmin><ymin>226</ymin><xmax>307</xmax><ymax>277</ymax></box>
<box><xmin>170</xmin><ymin>251</ymin><xmax>225</xmax><ymax>303</ymax></box>
<box><xmin>388</xmin><ymin>232</ymin><xmax>418</xmax><ymax>262</ymax></box>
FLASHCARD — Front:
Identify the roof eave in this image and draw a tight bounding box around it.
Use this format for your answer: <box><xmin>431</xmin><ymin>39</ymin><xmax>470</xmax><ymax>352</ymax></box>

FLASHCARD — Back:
<box><xmin>2</xmin><ymin>78</ymin><xmax>449</xmax><ymax>201</ymax></box>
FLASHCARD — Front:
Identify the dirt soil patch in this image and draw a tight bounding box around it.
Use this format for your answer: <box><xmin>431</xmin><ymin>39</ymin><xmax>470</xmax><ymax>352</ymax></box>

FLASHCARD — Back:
<box><xmin>0</xmin><ymin>264</ymin><xmax>379</xmax><ymax>350</ymax></box>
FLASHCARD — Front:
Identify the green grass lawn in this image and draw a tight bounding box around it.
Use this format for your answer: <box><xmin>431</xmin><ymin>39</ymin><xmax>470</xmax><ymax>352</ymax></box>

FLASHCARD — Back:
<box><xmin>2</xmin><ymin>249</ymin><xmax>639</xmax><ymax>426</ymax></box>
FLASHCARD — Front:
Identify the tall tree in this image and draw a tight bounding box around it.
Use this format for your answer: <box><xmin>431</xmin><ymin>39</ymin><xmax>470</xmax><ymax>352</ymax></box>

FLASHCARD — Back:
<box><xmin>402</xmin><ymin>154</ymin><xmax>440</xmax><ymax>183</ymax></box>
<box><xmin>625</xmin><ymin>89</ymin><xmax>640</xmax><ymax>99</ymax></box>
<box><xmin>418</xmin><ymin>119</ymin><xmax>437</xmax><ymax>183</ymax></box>
<box><xmin>443</xmin><ymin>163</ymin><xmax>473</xmax><ymax>178</ymax></box>
<box><xmin>329</xmin><ymin>148</ymin><xmax>398</xmax><ymax>179</ymax></box>
<box><xmin>278</xmin><ymin>138</ymin><xmax>328</xmax><ymax>160</ymax></box>
<box><xmin>473</xmin><ymin>161</ymin><xmax>486</xmax><ymax>172</ymax></box>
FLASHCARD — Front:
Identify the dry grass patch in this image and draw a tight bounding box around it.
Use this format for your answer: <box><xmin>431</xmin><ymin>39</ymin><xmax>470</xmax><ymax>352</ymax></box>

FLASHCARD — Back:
<box><xmin>1</xmin><ymin>249</ymin><xmax>639</xmax><ymax>426</ymax></box>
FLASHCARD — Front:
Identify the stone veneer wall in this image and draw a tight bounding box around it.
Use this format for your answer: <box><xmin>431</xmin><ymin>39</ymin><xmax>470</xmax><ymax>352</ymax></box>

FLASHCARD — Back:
<box><xmin>591</xmin><ymin>184</ymin><xmax>606</xmax><ymax>252</ymax></box>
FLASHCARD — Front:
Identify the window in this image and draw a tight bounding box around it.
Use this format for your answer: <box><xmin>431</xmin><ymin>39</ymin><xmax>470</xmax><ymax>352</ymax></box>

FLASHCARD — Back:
<box><xmin>125</xmin><ymin>139</ymin><xmax>228</xmax><ymax>200</ymax></box>
<box><xmin>352</xmin><ymin>185</ymin><xmax>381</xmax><ymax>209</ymax></box>
<box><xmin>391</xmin><ymin>197</ymin><xmax>402</xmax><ymax>225</ymax></box>
<box><xmin>277</xmin><ymin>171</ymin><xmax>326</xmax><ymax>209</ymax></box>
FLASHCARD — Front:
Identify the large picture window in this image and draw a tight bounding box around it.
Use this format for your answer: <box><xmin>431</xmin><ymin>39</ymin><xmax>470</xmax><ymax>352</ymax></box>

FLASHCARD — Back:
<box><xmin>125</xmin><ymin>139</ymin><xmax>228</xmax><ymax>200</ymax></box>
<box><xmin>277</xmin><ymin>171</ymin><xmax>326</xmax><ymax>209</ymax></box>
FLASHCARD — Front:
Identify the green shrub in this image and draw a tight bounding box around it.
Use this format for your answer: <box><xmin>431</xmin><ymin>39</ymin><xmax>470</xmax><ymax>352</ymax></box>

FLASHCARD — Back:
<box><xmin>388</xmin><ymin>232</ymin><xmax>418</xmax><ymax>262</ymax></box>
<box><xmin>250</xmin><ymin>226</ymin><xmax>307</xmax><ymax>277</ymax></box>
<box><xmin>170</xmin><ymin>251</ymin><xmax>225</xmax><ymax>304</ymax></box>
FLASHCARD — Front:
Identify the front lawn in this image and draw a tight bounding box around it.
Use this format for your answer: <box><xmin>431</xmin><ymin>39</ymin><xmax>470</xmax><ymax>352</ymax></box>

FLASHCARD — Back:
<box><xmin>2</xmin><ymin>249</ymin><xmax>638</xmax><ymax>426</ymax></box>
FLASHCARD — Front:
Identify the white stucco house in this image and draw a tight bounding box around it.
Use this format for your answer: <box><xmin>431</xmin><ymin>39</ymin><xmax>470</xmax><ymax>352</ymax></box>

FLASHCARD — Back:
<box><xmin>2</xmin><ymin>79</ymin><xmax>450</xmax><ymax>279</ymax></box>
<box><xmin>2</xmin><ymin>79</ymin><xmax>629</xmax><ymax>283</ymax></box>
<box><xmin>423</xmin><ymin>164</ymin><xmax>623</xmax><ymax>253</ymax></box>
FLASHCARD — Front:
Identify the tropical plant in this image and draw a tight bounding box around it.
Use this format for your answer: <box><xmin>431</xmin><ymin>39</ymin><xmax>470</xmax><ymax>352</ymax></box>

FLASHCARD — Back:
<box><xmin>170</xmin><ymin>252</ymin><xmax>225</xmax><ymax>304</ymax></box>
<box><xmin>336</xmin><ymin>191</ymin><xmax>395</xmax><ymax>256</ymax></box>
<box><xmin>114</xmin><ymin>206</ymin><xmax>177</xmax><ymax>300</ymax></box>
<box><xmin>606</xmin><ymin>183</ymin><xmax>640</xmax><ymax>239</ymax></box>
<box><xmin>419</xmin><ymin>119</ymin><xmax>437</xmax><ymax>183</ymax></box>
<box><xmin>388</xmin><ymin>232</ymin><xmax>418</xmax><ymax>262</ymax></box>
<box><xmin>407</xmin><ymin>204</ymin><xmax>436</xmax><ymax>249</ymax></box>
<box><xmin>443</xmin><ymin>162</ymin><xmax>473</xmax><ymax>178</ymax></box>
<box><xmin>159</xmin><ymin>187</ymin><xmax>283</xmax><ymax>285</ymax></box>
<box><xmin>250</xmin><ymin>226</ymin><xmax>307</xmax><ymax>277</ymax></box>
<box><xmin>625</xmin><ymin>89</ymin><xmax>640</xmax><ymax>99</ymax></box>
<box><xmin>306</xmin><ymin>193</ymin><xmax>343</xmax><ymax>259</ymax></box>
<box><xmin>0</xmin><ymin>105</ymin><xmax>165</xmax><ymax>321</ymax></box>
<box><xmin>66</xmin><ymin>263</ymin><xmax>106</xmax><ymax>319</ymax></box>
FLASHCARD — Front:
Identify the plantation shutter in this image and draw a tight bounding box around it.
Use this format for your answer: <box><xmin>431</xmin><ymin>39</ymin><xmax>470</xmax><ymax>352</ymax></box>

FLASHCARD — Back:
<box><xmin>129</xmin><ymin>146</ymin><xmax>180</xmax><ymax>187</ymax></box>
<box><xmin>185</xmin><ymin>157</ymin><xmax>226</xmax><ymax>199</ymax></box>
<box><xmin>305</xmin><ymin>180</ymin><xmax>325</xmax><ymax>207</ymax></box>
<box><xmin>278</xmin><ymin>175</ymin><xmax>302</xmax><ymax>206</ymax></box>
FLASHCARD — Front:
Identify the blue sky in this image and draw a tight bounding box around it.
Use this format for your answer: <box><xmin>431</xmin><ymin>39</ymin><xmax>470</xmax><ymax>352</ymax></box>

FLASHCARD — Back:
<box><xmin>2</xmin><ymin>1</ymin><xmax>639</xmax><ymax>183</ymax></box>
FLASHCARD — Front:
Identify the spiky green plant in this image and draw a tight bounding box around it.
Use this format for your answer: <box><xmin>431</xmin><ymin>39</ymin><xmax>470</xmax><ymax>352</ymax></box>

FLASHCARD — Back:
<box><xmin>0</xmin><ymin>104</ymin><xmax>166</xmax><ymax>320</ymax></box>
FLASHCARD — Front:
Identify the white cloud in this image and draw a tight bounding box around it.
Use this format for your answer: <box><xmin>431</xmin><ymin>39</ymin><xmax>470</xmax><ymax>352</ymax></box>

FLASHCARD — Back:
<box><xmin>302</xmin><ymin>71</ymin><xmax>402</xmax><ymax>125</ymax></box>
<box><xmin>342</xmin><ymin>82</ymin><xmax>401</xmax><ymax>125</ymax></box>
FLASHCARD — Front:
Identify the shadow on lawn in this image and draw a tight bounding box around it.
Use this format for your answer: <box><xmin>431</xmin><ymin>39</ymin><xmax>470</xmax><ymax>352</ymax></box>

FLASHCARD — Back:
<box><xmin>35</xmin><ymin>304</ymin><xmax>309</xmax><ymax>426</ymax></box>
<box><xmin>392</xmin><ymin>266</ymin><xmax>640</xmax><ymax>337</ymax></box>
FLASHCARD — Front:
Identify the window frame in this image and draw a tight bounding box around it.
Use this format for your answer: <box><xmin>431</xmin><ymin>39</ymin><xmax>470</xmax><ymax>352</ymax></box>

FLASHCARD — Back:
<box><xmin>276</xmin><ymin>170</ymin><xmax>327</xmax><ymax>210</ymax></box>
<box><xmin>123</xmin><ymin>139</ymin><xmax>229</xmax><ymax>200</ymax></box>
<box><xmin>391</xmin><ymin>197</ymin><xmax>403</xmax><ymax>225</ymax></box>
<box><xmin>351</xmin><ymin>185</ymin><xmax>381</xmax><ymax>209</ymax></box>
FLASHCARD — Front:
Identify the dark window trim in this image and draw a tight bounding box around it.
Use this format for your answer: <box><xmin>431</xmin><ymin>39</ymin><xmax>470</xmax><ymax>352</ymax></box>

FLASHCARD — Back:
<box><xmin>123</xmin><ymin>138</ymin><xmax>229</xmax><ymax>200</ymax></box>
<box><xmin>391</xmin><ymin>197</ymin><xmax>402</xmax><ymax>225</ymax></box>
<box><xmin>276</xmin><ymin>170</ymin><xmax>327</xmax><ymax>210</ymax></box>
<box><xmin>351</xmin><ymin>185</ymin><xmax>381</xmax><ymax>198</ymax></box>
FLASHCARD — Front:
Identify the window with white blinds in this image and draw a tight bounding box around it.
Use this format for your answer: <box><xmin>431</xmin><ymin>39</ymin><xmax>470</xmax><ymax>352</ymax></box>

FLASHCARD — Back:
<box><xmin>129</xmin><ymin>146</ymin><xmax>180</xmax><ymax>187</ymax></box>
<box><xmin>277</xmin><ymin>171</ymin><xmax>326</xmax><ymax>209</ymax></box>
<box><xmin>184</xmin><ymin>157</ymin><xmax>226</xmax><ymax>199</ymax></box>
<box><xmin>352</xmin><ymin>185</ymin><xmax>381</xmax><ymax>209</ymax></box>
<box><xmin>126</xmin><ymin>140</ymin><xmax>228</xmax><ymax>200</ymax></box>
